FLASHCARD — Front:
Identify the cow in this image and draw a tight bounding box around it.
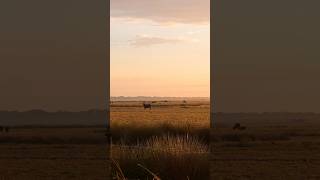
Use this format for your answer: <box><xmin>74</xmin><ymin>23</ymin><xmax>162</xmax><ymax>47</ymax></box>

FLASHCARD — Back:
<box><xmin>233</xmin><ymin>123</ymin><xmax>246</xmax><ymax>130</ymax></box>
<box><xmin>143</xmin><ymin>103</ymin><xmax>152</xmax><ymax>110</ymax></box>
<box><xmin>0</xmin><ymin>126</ymin><xmax>9</xmax><ymax>133</ymax></box>
<box><xmin>233</xmin><ymin>123</ymin><xmax>241</xmax><ymax>130</ymax></box>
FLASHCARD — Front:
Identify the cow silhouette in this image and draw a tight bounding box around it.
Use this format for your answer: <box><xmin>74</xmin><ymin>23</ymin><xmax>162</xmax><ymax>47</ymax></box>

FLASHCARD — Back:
<box><xmin>233</xmin><ymin>123</ymin><xmax>246</xmax><ymax>130</ymax></box>
<box><xmin>233</xmin><ymin>123</ymin><xmax>241</xmax><ymax>130</ymax></box>
<box><xmin>0</xmin><ymin>126</ymin><xmax>9</xmax><ymax>133</ymax></box>
<box><xmin>143</xmin><ymin>103</ymin><xmax>152</xmax><ymax>110</ymax></box>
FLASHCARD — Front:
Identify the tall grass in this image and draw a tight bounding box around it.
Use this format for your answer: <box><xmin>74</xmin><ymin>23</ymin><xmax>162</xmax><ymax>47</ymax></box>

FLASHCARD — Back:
<box><xmin>111</xmin><ymin>134</ymin><xmax>209</xmax><ymax>180</ymax></box>
<box><xmin>111</xmin><ymin>121</ymin><xmax>209</xmax><ymax>145</ymax></box>
<box><xmin>110</xmin><ymin>102</ymin><xmax>210</xmax><ymax>179</ymax></box>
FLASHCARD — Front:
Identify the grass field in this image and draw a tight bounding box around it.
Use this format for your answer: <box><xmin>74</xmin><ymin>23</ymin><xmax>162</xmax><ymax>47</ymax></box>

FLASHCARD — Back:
<box><xmin>1</xmin><ymin>100</ymin><xmax>320</xmax><ymax>179</ymax></box>
<box><xmin>0</xmin><ymin>127</ymin><xmax>109</xmax><ymax>180</ymax></box>
<box><xmin>212</xmin><ymin>113</ymin><xmax>320</xmax><ymax>179</ymax></box>
<box><xmin>110</xmin><ymin>100</ymin><xmax>210</xmax><ymax>180</ymax></box>
<box><xmin>111</xmin><ymin>100</ymin><xmax>320</xmax><ymax>179</ymax></box>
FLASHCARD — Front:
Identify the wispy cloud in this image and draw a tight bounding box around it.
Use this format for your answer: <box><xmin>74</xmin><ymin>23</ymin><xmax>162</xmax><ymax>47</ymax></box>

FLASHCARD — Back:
<box><xmin>129</xmin><ymin>35</ymin><xmax>198</xmax><ymax>47</ymax></box>
<box><xmin>110</xmin><ymin>0</ymin><xmax>210</xmax><ymax>25</ymax></box>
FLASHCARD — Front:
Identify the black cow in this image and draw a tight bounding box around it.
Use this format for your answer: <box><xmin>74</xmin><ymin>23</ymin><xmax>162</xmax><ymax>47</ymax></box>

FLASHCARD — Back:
<box><xmin>143</xmin><ymin>103</ymin><xmax>152</xmax><ymax>110</ymax></box>
<box><xmin>233</xmin><ymin>123</ymin><xmax>246</xmax><ymax>130</ymax></box>
<box><xmin>0</xmin><ymin>126</ymin><xmax>9</xmax><ymax>133</ymax></box>
<box><xmin>233</xmin><ymin>123</ymin><xmax>241</xmax><ymax>130</ymax></box>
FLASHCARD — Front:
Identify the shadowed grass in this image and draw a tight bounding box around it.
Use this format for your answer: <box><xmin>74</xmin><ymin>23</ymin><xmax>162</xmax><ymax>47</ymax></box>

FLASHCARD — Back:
<box><xmin>111</xmin><ymin>121</ymin><xmax>209</xmax><ymax>145</ymax></box>
<box><xmin>111</xmin><ymin>134</ymin><xmax>209</xmax><ymax>180</ymax></box>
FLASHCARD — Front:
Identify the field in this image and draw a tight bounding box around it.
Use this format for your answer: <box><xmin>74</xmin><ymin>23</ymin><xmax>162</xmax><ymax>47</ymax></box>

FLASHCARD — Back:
<box><xmin>1</xmin><ymin>100</ymin><xmax>320</xmax><ymax>179</ymax></box>
<box><xmin>212</xmin><ymin>113</ymin><xmax>320</xmax><ymax>179</ymax></box>
<box><xmin>110</xmin><ymin>100</ymin><xmax>210</xmax><ymax>180</ymax></box>
<box><xmin>0</xmin><ymin>127</ymin><xmax>109</xmax><ymax>180</ymax></box>
<box><xmin>110</xmin><ymin>100</ymin><xmax>210</xmax><ymax>141</ymax></box>
<box><xmin>111</xmin><ymin>100</ymin><xmax>320</xmax><ymax>179</ymax></box>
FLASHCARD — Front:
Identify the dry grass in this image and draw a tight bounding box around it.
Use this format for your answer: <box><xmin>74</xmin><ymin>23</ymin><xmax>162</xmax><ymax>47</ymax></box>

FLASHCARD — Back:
<box><xmin>0</xmin><ymin>127</ymin><xmax>109</xmax><ymax>180</ymax></box>
<box><xmin>110</xmin><ymin>102</ymin><xmax>209</xmax><ymax>143</ymax></box>
<box><xmin>211</xmin><ymin>113</ymin><xmax>320</xmax><ymax>179</ymax></box>
<box><xmin>111</xmin><ymin>135</ymin><xmax>209</xmax><ymax>180</ymax></box>
<box><xmin>3</xmin><ymin>101</ymin><xmax>320</xmax><ymax>179</ymax></box>
<box><xmin>110</xmin><ymin>101</ymin><xmax>210</xmax><ymax>180</ymax></box>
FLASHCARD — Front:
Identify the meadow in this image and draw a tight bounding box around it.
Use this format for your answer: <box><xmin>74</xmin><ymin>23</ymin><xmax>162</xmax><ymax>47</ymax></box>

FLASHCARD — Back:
<box><xmin>211</xmin><ymin>113</ymin><xmax>320</xmax><ymax>179</ymax></box>
<box><xmin>1</xmin><ymin>101</ymin><xmax>320</xmax><ymax>179</ymax></box>
<box><xmin>111</xmin><ymin>100</ymin><xmax>320</xmax><ymax>179</ymax></box>
<box><xmin>0</xmin><ymin>127</ymin><xmax>109</xmax><ymax>180</ymax></box>
<box><xmin>110</xmin><ymin>100</ymin><xmax>211</xmax><ymax>180</ymax></box>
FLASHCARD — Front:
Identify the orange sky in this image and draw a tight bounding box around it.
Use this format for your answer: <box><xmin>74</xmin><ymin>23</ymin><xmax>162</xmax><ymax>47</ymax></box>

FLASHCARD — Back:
<box><xmin>110</xmin><ymin>0</ymin><xmax>210</xmax><ymax>97</ymax></box>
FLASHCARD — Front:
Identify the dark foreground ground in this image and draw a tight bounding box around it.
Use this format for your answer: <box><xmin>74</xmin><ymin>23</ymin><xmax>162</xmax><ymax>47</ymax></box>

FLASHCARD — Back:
<box><xmin>211</xmin><ymin>113</ymin><xmax>320</xmax><ymax>179</ymax></box>
<box><xmin>0</xmin><ymin>127</ymin><xmax>110</xmax><ymax>180</ymax></box>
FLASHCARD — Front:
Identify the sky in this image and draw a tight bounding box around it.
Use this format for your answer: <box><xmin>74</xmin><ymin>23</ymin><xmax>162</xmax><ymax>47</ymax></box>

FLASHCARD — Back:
<box><xmin>110</xmin><ymin>0</ymin><xmax>210</xmax><ymax>97</ymax></box>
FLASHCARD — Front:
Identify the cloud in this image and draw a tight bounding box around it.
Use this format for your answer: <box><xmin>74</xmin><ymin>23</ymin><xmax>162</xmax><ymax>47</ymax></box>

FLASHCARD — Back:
<box><xmin>110</xmin><ymin>0</ymin><xmax>210</xmax><ymax>25</ymax></box>
<box><xmin>129</xmin><ymin>35</ymin><xmax>198</xmax><ymax>47</ymax></box>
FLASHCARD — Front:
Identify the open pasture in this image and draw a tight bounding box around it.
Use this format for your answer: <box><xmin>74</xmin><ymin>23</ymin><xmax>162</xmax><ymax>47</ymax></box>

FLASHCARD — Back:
<box><xmin>211</xmin><ymin>113</ymin><xmax>320</xmax><ymax>179</ymax></box>
<box><xmin>0</xmin><ymin>127</ymin><xmax>109</xmax><ymax>180</ymax></box>
<box><xmin>110</xmin><ymin>100</ymin><xmax>210</xmax><ymax>179</ymax></box>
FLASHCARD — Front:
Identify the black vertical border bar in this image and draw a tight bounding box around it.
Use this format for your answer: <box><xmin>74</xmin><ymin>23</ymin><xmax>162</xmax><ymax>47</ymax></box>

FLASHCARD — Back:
<box><xmin>106</xmin><ymin>0</ymin><xmax>111</xmax><ymax>178</ymax></box>
<box><xmin>106</xmin><ymin>0</ymin><xmax>110</xmax><ymax>132</ymax></box>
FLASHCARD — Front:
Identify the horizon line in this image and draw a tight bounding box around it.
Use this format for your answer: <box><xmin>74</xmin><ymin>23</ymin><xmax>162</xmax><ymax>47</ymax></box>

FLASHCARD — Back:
<box><xmin>110</xmin><ymin>96</ymin><xmax>210</xmax><ymax>98</ymax></box>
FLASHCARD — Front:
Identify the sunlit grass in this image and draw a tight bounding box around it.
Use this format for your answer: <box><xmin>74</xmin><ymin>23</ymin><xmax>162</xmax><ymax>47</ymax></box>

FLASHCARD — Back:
<box><xmin>110</xmin><ymin>101</ymin><xmax>210</xmax><ymax>179</ymax></box>
<box><xmin>111</xmin><ymin>135</ymin><xmax>209</xmax><ymax>180</ymax></box>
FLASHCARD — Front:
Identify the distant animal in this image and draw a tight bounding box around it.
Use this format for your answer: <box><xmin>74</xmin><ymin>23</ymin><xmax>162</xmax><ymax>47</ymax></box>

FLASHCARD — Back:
<box><xmin>143</xmin><ymin>103</ymin><xmax>152</xmax><ymax>110</ymax></box>
<box><xmin>233</xmin><ymin>123</ymin><xmax>241</xmax><ymax>130</ymax></box>
<box><xmin>0</xmin><ymin>126</ymin><xmax>9</xmax><ymax>133</ymax></box>
<box><xmin>233</xmin><ymin>123</ymin><xmax>246</xmax><ymax>130</ymax></box>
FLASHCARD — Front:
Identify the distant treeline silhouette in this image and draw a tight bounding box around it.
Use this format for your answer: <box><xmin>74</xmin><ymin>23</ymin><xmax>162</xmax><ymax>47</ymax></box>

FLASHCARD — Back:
<box><xmin>0</xmin><ymin>109</ymin><xmax>107</xmax><ymax>126</ymax></box>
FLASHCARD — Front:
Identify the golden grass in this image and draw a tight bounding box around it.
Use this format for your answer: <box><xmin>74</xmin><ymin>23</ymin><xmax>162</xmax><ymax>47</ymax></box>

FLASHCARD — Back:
<box><xmin>111</xmin><ymin>135</ymin><xmax>209</xmax><ymax>180</ymax></box>
<box><xmin>110</xmin><ymin>101</ymin><xmax>210</xmax><ymax>180</ymax></box>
